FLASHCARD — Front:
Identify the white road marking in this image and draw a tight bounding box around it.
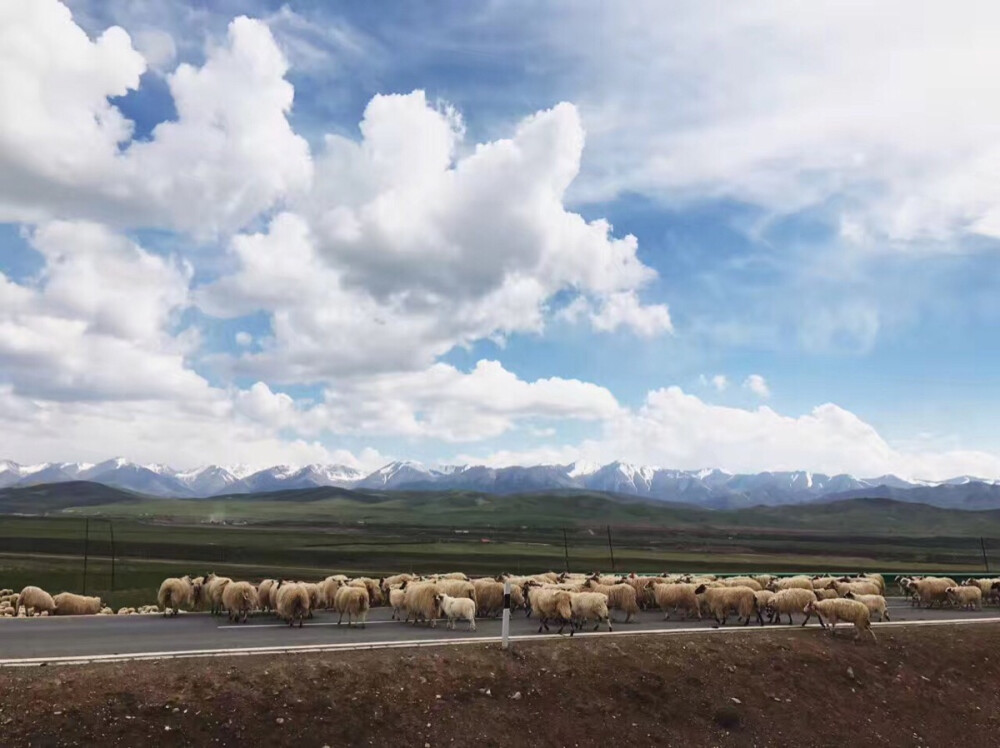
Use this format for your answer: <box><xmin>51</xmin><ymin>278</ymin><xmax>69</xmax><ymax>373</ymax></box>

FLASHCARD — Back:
<box><xmin>2</xmin><ymin>616</ymin><xmax>998</xmax><ymax>667</ymax></box>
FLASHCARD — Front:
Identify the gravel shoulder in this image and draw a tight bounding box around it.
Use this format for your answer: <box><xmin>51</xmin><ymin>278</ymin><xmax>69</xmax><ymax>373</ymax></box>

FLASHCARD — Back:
<box><xmin>3</xmin><ymin>623</ymin><xmax>999</xmax><ymax>747</ymax></box>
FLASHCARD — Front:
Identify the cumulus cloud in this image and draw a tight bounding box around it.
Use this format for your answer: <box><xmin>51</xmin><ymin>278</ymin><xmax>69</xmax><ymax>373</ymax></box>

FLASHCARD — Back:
<box><xmin>0</xmin><ymin>3</ymin><xmax>310</xmax><ymax>234</ymax></box>
<box><xmin>197</xmin><ymin>93</ymin><xmax>668</xmax><ymax>380</ymax></box>
<box><xmin>743</xmin><ymin>374</ymin><xmax>770</xmax><ymax>399</ymax></box>
<box><xmin>561</xmin><ymin>291</ymin><xmax>672</xmax><ymax>337</ymax></box>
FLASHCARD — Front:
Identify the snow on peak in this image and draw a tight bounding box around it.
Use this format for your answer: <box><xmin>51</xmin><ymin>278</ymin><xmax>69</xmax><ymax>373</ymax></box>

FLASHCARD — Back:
<box><xmin>567</xmin><ymin>460</ymin><xmax>601</xmax><ymax>478</ymax></box>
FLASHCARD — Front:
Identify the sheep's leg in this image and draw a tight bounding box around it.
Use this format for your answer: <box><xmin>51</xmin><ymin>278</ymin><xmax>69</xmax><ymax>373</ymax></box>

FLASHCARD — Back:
<box><xmin>337</xmin><ymin>611</ymin><xmax>344</xmax><ymax>625</ymax></box>
<box><xmin>786</xmin><ymin>613</ymin><xmax>793</xmax><ymax>625</ymax></box>
<box><xmin>883</xmin><ymin>609</ymin><xmax>890</xmax><ymax>622</ymax></box>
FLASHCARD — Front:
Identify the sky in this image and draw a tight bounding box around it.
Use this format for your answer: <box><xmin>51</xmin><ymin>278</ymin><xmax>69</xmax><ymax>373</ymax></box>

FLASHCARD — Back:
<box><xmin>2</xmin><ymin>0</ymin><xmax>1000</xmax><ymax>479</ymax></box>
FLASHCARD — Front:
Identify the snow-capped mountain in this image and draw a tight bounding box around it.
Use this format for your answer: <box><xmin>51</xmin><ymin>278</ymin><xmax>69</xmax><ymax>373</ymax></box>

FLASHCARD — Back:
<box><xmin>4</xmin><ymin>457</ymin><xmax>1000</xmax><ymax>508</ymax></box>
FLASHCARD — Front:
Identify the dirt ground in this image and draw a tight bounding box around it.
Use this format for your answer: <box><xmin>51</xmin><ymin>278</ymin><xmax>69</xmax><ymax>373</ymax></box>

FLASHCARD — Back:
<box><xmin>2</xmin><ymin>624</ymin><xmax>998</xmax><ymax>747</ymax></box>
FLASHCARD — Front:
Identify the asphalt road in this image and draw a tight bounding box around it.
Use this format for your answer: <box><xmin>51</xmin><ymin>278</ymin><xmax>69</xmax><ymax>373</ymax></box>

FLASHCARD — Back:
<box><xmin>2</xmin><ymin>600</ymin><xmax>998</xmax><ymax>665</ymax></box>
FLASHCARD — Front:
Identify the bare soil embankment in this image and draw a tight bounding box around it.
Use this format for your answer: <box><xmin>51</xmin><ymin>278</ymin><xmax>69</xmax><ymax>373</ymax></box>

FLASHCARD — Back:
<box><xmin>2</xmin><ymin>624</ymin><xmax>999</xmax><ymax>746</ymax></box>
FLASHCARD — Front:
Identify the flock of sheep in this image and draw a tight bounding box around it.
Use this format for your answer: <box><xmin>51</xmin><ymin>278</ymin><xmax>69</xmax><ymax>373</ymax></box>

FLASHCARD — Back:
<box><xmin>5</xmin><ymin>572</ymin><xmax>998</xmax><ymax>645</ymax></box>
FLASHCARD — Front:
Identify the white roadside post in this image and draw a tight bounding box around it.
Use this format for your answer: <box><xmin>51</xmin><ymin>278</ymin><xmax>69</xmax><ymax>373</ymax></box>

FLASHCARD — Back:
<box><xmin>501</xmin><ymin>581</ymin><xmax>511</xmax><ymax>650</ymax></box>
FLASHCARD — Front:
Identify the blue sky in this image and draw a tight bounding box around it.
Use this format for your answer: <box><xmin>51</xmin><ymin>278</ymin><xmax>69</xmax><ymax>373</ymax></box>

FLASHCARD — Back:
<box><xmin>2</xmin><ymin>1</ymin><xmax>1000</xmax><ymax>478</ymax></box>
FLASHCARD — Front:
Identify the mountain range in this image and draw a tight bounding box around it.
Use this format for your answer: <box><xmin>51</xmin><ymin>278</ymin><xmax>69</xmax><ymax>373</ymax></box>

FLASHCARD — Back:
<box><xmin>4</xmin><ymin>457</ymin><xmax>1000</xmax><ymax>509</ymax></box>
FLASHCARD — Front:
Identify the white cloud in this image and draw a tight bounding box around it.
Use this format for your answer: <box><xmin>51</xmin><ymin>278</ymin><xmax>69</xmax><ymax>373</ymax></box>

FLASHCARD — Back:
<box><xmin>743</xmin><ymin>374</ymin><xmax>770</xmax><ymax>399</ymax></box>
<box><xmin>541</xmin><ymin>2</ymin><xmax>1000</xmax><ymax>246</ymax></box>
<box><xmin>0</xmin><ymin>4</ymin><xmax>310</xmax><ymax>234</ymax></box>
<box><xmin>466</xmin><ymin>386</ymin><xmax>1000</xmax><ymax>482</ymax></box>
<box><xmin>561</xmin><ymin>291</ymin><xmax>672</xmax><ymax>338</ymax></box>
<box><xmin>198</xmin><ymin>93</ymin><xmax>668</xmax><ymax>379</ymax></box>
<box><xmin>230</xmin><ymin>360</ymin><xmax>621</xmax><ymax>443</ymax></box>
<box><xmin>234</xmin><ymin>331</ymin><xmax>252</xmax><ymax>347</ymax></box>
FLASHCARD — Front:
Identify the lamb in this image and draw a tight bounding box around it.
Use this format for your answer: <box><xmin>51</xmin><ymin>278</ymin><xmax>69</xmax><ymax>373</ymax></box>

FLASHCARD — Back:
<box><xmin>768</xmin><ymin>575</ymin><xmax>814</xmax><ymax>591</ymax></box>
<box><xmin>651</xmin><ymin>583</ymin><xmax>701</xmax><ymax>621</ymax></box>
<box><xmin>334</xmin><ymin>585</ymin><xmax>370</xmax><ymax>628</ymax></box>
<box><xmin>202</xmin><ymin>573</ymin><xmax>233</xmax><ymax>615</ymax></box>
<box><xmin>157</xmin><ymin>576</ymin><xmax>196</xmax><ymax>616</ymax></box>
<box><xmin>14</xmin><ymin>586</ymin><xmax>56</xmax><ymax>617</ymax></box>
<box><xmin>804</xmin><ymin>599</ymin><xmax>876</xmax><ymax>642</ymax></box>
<box><xmin>694</xmin><ymin>584</ymin><xmax>760</xmax><ymax>626</ymax></box>
<box><xmin>945</xmin><ymin>585</ymin><xmax>982</xmax><ymax>611</ymax></box>
<box><xmin>844</xmin><ymin>592</ymin><xmax>890</xmax><ymax>621</ymax></box>
<box><xmin>583</xmin><ymin>579</ymin><xmax>640</xmax><ymax>622</ymax></box>
<box><xmin>435</xmin><ymin>593</ymin><xmax>476</xmax><ymax>631</ymax></box>
<box><xmin>472</xmin><ymin>578</ymin><xmax>505</xmax><ymax>618</ymax></box>
<box><xmin>908</xmin><ymin>577</ymin><xmax>957</xmax><ymax>608</ymax></box>
<box><xmin>765</xmin><ymin>588</ymin><xmax>822</xmax><ymax>627</ymax></box>
<box><xmin>52</xmin><ymin>592</ymin><xmax>102</xmax><ymax>616</ymax></box>
<box><xmin>402</xmin><ymin>581</ymin><xmax>441</xmax><ymax>626</ymax></box>
<box><xmin>274</xmin><ymin>581</ymin><xmax>310</xmax><ymax>627</ymax></box>
<box><xmin>222</xmin><ymin>581</ymin><xmax>259</xmax><ymax>623</ymax></box>
<box><xmin>569</xmin><ymin>591</ymin><xmax>612</xmax><ymax>634</ymax></box>
<box><xmin>388</xmin><ymin>586</ymin><xmax>407</xmax><ymax>620</ymax></box>
<box><xmin>528</xmin><ymin>587</ymin><xmax>574</xmax><ymax>634</ymax></box>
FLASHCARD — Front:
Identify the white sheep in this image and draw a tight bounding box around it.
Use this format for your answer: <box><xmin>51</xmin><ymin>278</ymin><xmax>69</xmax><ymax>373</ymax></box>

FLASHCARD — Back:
<box><xmin>52</xmin><ymin>592</ymin><xmax>102</xmax><ymax>616</ymax></box>
<box><xmin>804</xmin><ymin>599</ymin><xmax>876</xmax><ymax>643</ymax></box>
<box><xmin>15</xmin><ymin>586</ymin><xmax>56</xmax><ymax>617</ymax></box>
<box><xmin>334</xmin><ymin>585</ymin><xmax>370</xmax><ymax>627</ymax></box>
<box><xmin>525</xmin><ymin>586</ymin><xmax>574</xmax><ymax>633</ymax></box>
<box><xmin>765</xmin><ymin>588</ymin><xmax>821</xmax><ymax>627</ymax></box>
<box><xmin>435</xmin><ymin>593</ymin><xmax>476</xmax><ymax>631</ymax></box>
<box><xmin>274</xmin><ymin>581</ymin><xmax>310</xmax><ymax>627</ymax></box>
<box><xmin>222</xmin><ymin>581</ymin><xmax>259</xmax><ymax>623</ymax></box>
<box><xmin>907</xmin><ymin>577</ymin><xmax>957</xmax><ymax>608</ymax></box>
<box><xmin>844</xmin><ymin>592</ymin><xmax>890</xmax><ymax>621</ymax></box>
<box><xmin>584</xmin><ymin>578</ymin><xmax>640</xmax><ymax>622</ymax></box>
<box><xmin>768</xmin><ymin>575</ymin><xmax>814</xmax><ymax>592</ymax></box>
<box><xmin>569</xmin><ymin>591</ymin><xmax>612</xmax><ymax>634</ymax></box>
<box><xmin>157</xmin><ymin>576</ymin><xmax>197</xmax><ymax>616</ymax></box>
<box><xmin>202</xmin><ymin>573</ymin><xmax>233</xmax><ymax>615</ymax></box>
<box><xmin>651</xmin><ymin>583</ymin><xmax>701</xmax><ymax>621</ymax></box>
<box><xmin>694</xmin><ymin>584</ymin><xmax>760</xmax><ymax>626</ymax></box>
<box><xmin>402</xmin><ymin>581</ymin><xmax>441</xmax><ymax>626</ymax></box>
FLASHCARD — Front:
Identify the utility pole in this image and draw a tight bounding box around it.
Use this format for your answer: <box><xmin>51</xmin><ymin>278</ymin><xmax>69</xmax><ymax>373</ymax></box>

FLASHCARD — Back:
<box><xmin>562</xmin><ymin>529</ymin><xmax>570</xmax><ymax>573</ymax></box>
<box><xmin>82</xmin><ymin>518</ymin><xmax>90</xmax><ymax>595</ymax></box>
<box><xmin>607</xmin><ymin>525</ymin><xmax>616</xmax><ymax>574</ymax></box>
<box><xmin>108</xmin><ymin>520</ymin><xmax>116</xmax><ymax>600</ymax></box>
<box><xmin>981</xmin><ymin>537</ymin><xmax>990</xmax><ymax>573</ymax></box>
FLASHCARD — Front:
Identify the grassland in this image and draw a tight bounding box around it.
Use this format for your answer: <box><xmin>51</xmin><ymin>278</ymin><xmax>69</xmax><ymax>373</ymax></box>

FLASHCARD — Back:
<box><xmin>1</xmin><ymin>482</ymin><xmax>998</xmax><ymax>607</ymax></box>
